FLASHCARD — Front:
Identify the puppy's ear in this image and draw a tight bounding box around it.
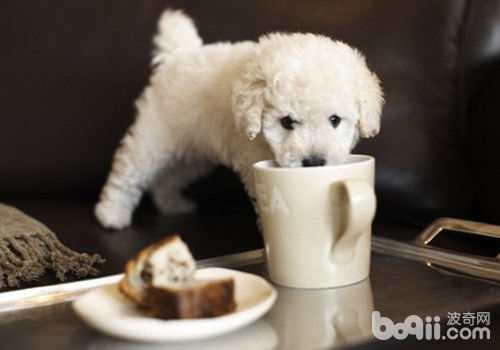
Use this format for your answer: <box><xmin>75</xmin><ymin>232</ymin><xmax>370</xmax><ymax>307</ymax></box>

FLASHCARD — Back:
<box><xmin>357</xmin><ymin>67</ymin><xmax>384</xmax><ymax>138</ymax></box>
<box><xmin>232</xmin><ymin>60</ymin><xmax>266</xmax><ymax>140</ymax></box>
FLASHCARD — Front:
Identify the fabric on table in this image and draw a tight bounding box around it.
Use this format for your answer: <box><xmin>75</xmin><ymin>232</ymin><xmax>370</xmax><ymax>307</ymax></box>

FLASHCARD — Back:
<box><xmin>0</xmin><ymin>203</ymin><xmax>105</xmax><ymax>289</ymax></box>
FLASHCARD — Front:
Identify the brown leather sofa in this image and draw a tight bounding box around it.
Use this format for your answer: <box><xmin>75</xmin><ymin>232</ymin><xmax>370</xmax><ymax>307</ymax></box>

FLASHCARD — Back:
<box><xmin>2</xmin><ymin>0</ymin><xmax>499</xmax><ymax>283</ymax></box>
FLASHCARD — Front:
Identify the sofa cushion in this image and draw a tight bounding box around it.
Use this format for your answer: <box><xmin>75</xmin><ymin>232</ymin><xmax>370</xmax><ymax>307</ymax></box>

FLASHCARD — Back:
<box><xmin>3</xmin><ymin>0</ymin><xmax>498</xmax><ymax>226</ymax></box>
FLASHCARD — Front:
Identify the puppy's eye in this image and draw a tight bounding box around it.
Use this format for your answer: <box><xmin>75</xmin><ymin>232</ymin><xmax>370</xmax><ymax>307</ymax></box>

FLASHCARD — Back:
<box><xmin>280</xmin><ymin>116</ymin><xmax>296</xmax><ymax>130</ymax></box>
<box><xmin>329</xmin><ymin>115</ymin><xmax>341</xmax><ymax>128</ymax></box>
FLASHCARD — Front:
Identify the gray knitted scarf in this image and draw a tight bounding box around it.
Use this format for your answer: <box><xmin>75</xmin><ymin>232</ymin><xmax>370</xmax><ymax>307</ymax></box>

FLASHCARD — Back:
<box><xmin>0</xmin><ymin>203</ymin><xmax>105</xmax><ymax>289</ymax></box>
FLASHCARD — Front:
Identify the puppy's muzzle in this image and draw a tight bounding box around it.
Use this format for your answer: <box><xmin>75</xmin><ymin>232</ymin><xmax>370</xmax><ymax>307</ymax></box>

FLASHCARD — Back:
<box><xmin>302</xmin><ymin>156</ymin><xmax>326</xmax><ymax>167</ymax></box>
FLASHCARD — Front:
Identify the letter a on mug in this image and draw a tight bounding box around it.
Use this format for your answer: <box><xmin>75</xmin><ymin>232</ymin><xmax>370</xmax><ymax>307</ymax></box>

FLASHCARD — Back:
<box><xmin>270</xmin><ymin>187</ymin><xmax>290</xmax><ymax>215</ymax></box>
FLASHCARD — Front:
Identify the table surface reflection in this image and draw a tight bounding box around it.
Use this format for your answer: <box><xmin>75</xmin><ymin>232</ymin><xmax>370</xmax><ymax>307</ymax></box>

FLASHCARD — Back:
<box><xmin>1</xmin><ymin>251</ymin><xmax>500</xmax><ymax>350</ymax></box>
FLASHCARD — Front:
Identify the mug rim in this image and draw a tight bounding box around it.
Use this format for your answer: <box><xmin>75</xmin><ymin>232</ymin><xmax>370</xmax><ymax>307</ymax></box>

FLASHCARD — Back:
<box><xmin>253</xmin><ymin>154</ymin><xmax>374</xmax><ymax>172</ymax></box>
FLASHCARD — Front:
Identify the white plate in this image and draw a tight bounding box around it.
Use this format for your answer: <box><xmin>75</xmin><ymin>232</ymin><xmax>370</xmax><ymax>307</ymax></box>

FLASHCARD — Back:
<box><xmin>72</xmin><ymin>267</ymin><xmax>277</xmax><ymax>343</ymax></box>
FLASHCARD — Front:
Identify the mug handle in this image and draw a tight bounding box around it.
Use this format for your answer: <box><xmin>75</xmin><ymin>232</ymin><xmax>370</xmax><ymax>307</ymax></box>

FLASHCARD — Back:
<box><xmin>331</xmin><ymin>180</ymin><xmax>376</xmax><ymax>264</ymax></box>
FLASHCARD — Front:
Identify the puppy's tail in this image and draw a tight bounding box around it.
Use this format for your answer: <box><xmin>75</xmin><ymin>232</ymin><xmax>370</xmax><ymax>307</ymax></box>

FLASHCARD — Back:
<box><xmin>152</xmin><ymin>9</ymin><xmax>202</xmax><ymax>66</ymax></box>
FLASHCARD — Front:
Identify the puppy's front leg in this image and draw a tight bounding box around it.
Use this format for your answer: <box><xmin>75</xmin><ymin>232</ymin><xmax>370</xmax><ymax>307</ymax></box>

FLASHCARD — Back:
<box><xmin>150</xmin><ymin>160</ymin><xmax>214</xmax><ymax>215</ymax></box>
<box><xmin>95</xmin><ymin>114</ymin><xmax>171</xmax><ymax>229</ymax></box>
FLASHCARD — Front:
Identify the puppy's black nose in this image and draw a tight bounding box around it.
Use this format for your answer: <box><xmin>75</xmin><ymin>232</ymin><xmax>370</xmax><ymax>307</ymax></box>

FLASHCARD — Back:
<box><xmin>302</xmin><ymin>156</ymin><xmax>326</xmax><ymax>167</ymax></box>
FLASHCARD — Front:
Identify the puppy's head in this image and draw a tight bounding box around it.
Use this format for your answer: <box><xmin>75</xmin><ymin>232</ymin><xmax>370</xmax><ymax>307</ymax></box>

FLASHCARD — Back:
<box><xmin>232</xmin><ymin>33</ymin><xmax>384</xmax><ymax>167</ymax></box>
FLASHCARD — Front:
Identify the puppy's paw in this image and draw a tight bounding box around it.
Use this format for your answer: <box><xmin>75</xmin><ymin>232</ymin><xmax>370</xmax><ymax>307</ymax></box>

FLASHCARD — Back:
<box><xmin>94</xmin><ymin>200</ymin><xmax>132</xmax><ymax>230</ymax></box>
<box><xmin>153</xmin><ymin>195</ymin><xmax>197</xmax><ymax>215</ymax></box>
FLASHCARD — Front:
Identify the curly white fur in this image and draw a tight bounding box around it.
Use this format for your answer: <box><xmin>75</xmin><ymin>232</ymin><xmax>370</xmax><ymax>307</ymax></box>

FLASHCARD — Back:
<box><xmin>95</xmin><ymin>9</ymin><xmax>384</xmax><ymax>229</ymax></box>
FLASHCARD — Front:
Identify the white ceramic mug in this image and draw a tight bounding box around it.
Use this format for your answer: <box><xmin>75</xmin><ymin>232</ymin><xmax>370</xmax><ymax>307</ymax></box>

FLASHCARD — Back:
<box><xmin>252</xmin><ymin>154</ymin><xmax>376</xmax><ymax>288</ymax></box>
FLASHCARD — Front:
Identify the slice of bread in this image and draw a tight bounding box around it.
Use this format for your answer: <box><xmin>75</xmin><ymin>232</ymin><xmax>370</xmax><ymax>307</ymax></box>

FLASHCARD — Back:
<box><xmin>119</xmin><ymin>234</ymin><xmax>236</xmax><ymax>319</ymax></box>
<box><xmin>119</xmin><ymin>235</ymin><xmax>196</xmax><ymax>306</ymax></box>
<box><xmin>147</xmin><ymin>278</ymin><xmax>236</xmax><ymax>319</ymax></box>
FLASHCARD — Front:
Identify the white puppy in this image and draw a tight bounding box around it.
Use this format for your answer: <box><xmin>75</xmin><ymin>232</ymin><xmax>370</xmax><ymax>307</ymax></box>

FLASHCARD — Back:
<box><xmin>95</xmin><ymin>10</ymin><xmax>384</xmax><ymax>229</ymax></box>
